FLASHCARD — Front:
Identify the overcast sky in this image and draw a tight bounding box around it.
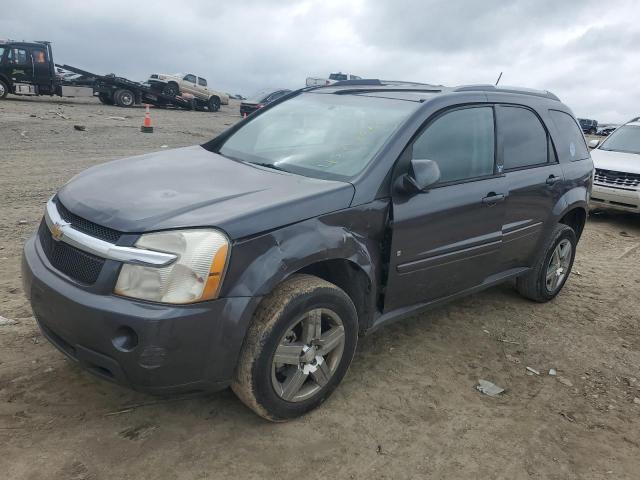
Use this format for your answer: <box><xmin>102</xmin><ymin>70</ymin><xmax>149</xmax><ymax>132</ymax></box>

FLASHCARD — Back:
<box><xmin>2</xmin><ymin>0</ymin><xmax>638</xmax><ymax>122</ymax></box>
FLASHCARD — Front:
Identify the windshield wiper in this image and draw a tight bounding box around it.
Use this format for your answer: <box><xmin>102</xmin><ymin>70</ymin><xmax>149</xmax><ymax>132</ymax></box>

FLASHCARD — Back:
<box><xmin>246</xmin><ymin>161</ymin><xmax>288</xmax><ymax>172</ymax></box>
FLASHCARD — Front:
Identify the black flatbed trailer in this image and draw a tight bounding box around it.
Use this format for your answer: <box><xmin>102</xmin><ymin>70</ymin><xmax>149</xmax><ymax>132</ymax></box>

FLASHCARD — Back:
<box><xmin>0</xmin><ymin>39</ymin><xmax>203</xmax><ymax>110</ymax></box>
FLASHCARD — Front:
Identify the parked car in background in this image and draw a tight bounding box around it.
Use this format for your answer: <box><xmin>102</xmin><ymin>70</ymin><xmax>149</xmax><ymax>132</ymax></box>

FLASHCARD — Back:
<box><xmin>596</xmin><ymin>125</ymin><xmax>618</xmax><ymax>136</ymax></box>
<box><xmin>147</xmin><ymin>73</ymin><xmax>229</xmax><ymax>112</ymax></box>
<box><xmin>240</xmin><ymin>88</ymin><xmax>291</xmax><ymax>116</ymax></box>
<box><xmin>589</xmin><ymin>118</ymin><xmax>640</xmax><ymax>213</ymax></box>
<box><xmin>23</xmin><ymin>82</ymin><xmax>592</xmax><ymax>421</ymax></box>
<box><xmin>578</xmin><ymin>118</ymin><xmax>598</xmax><ymax>134</ymax></box>
<box><xmin>306</xmin><ymin>72</ymin><xmax>362</xmax><ymax>87</ymax></box>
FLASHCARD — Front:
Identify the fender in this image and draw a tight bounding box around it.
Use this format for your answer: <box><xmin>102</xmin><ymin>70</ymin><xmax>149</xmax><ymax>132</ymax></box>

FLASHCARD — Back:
<box><xmin>221</xmin><ymin>199</ymin><xmax>390</xmax><ymax>306</ymax></box>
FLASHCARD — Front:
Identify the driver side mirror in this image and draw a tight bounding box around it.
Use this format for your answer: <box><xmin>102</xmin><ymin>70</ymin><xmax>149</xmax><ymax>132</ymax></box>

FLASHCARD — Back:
<box><xmin>588</xmin><ymin>139</ymin><xmax>600</xmax><ymax>149</ymax></box>
<box><xmin>395</xmin><ymin>158</ymin><xmax>441</xmax><ymax>194</ymax></box>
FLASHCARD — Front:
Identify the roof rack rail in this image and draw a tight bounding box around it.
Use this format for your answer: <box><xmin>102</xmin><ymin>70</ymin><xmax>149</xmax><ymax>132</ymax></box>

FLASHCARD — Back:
<box><xmin>331</xmin><ymin>79</ymin><xmax>382</xmax><ymax>86</ymax></box>
<box><xmin>453</xmin><ymin>84</ymin><xmax>560</xmax><ymax>101</ymax></box>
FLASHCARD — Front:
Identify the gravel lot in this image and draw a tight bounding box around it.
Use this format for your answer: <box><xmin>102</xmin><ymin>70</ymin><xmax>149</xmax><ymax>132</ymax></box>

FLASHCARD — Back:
<box><xmin>1</xmin><ymin>97</ymin><xmax>639</xmax><ymax>480</ymax></box>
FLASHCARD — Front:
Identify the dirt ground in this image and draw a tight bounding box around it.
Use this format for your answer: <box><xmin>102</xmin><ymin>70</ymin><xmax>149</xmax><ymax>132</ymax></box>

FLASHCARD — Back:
<box><xmin>1</xmin><ymin>97</ymin><xmax>639</xmax><ymax>480</ymax></box>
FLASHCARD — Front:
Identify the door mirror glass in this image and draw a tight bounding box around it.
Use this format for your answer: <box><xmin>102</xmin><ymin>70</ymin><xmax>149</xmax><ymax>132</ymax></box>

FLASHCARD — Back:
<box><xmin>397</xmin><ymin>158</ymin><xmax>441</xmax><ymax>193</ymax></box>
<box><xmin>588</xmin><ymin>139</ymin><xmax>600</xmax><ymax>149</ymax></box>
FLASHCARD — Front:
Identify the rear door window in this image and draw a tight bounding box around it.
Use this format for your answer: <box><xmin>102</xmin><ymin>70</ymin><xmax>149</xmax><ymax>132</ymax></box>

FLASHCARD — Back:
<box><xmin>197</xmin><ymin>77</ymin><xmax>207</xmax><ymax>87</ymax></box>
<box><xmin>497</xmin><ymin>106</ymin><xmax>548</xmax><ymax>170</ymax></box>
<box><xmin>412</xmin><ymin>106</ymin><xmax>495</xmax><ymax>184</ymax></box>
<box><xmin>549</xmin><ymin>110</ymin><xmax>589</xmax><ymax>162</ymax></box>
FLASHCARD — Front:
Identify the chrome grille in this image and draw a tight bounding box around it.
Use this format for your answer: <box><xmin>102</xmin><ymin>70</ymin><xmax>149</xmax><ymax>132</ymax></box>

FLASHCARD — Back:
<box><xmin>594</xmin><ymin>169</ymin><xmax>640</xmax><ymax>189</ymax></box>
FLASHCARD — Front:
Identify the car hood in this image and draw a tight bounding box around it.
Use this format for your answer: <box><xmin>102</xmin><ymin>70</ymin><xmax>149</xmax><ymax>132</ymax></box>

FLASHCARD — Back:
<box><xmin>57</xmin><ymin>146</ymin><xmax>355</xmax><ymax>239</ymax></box>
<box><xmin>591</xmin><ymin>148</ymin><xmax>640</xmax><ymax>174</ymax></box>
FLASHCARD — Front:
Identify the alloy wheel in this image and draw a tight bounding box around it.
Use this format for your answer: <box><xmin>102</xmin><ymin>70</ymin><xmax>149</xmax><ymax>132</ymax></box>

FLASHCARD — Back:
<box><xmin>545</xmin><ymin>239</ymin><xmax>572</xmax><ymax>292</ymax></box>
<box><xmin>271</xmin><ymin>308</ymin><xmax>345</xmax><ymax>402</ymax></box>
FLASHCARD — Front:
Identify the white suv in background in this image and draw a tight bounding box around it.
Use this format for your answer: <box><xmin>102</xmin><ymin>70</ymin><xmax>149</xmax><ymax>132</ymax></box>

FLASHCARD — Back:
<box><xmin>589</xmin><ymin>118</ymin><xmax>640</xmax><ymax>213</ymax></box>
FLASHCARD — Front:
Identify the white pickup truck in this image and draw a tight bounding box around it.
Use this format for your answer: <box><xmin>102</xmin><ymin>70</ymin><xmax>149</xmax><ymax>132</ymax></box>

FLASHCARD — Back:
<box><xmin>305</xmin><ymin>72</ymin><xmax>362</xmax><ymax>87</ymax></box>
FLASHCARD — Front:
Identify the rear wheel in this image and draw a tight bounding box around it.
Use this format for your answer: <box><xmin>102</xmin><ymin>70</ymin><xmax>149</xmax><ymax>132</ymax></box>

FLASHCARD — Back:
<box><xmin>98</xmin><ymin>92</ymin><xmax>114</xmax><ymax>105</ymax></box>
<box><xmin>208</xmin><ymin>96</ymin><xmax>220</xmax><ymax>112</ymax></box>
<box><xmin>162</xmin><ymin>82</ymin><xmax>179</xmax><ymax>97</ymax></box>
<box><xmin>516</xmin><ymin>224</ymin><xmax>577</xmax><ymax>302</ymax></box>
<box><xmin>0</xmin><ymin>79</ymin><xmax>8</xmax><ymax>99</ymax></box>
<box><xmin>232</xmin><ymin>274</ymin><xmax>358</xmax><ymax>421</ymax></box>
<box><xmin>113</xmin><ymin>88</ymin><xmax>135</xmax><ymax>107</ymax></box>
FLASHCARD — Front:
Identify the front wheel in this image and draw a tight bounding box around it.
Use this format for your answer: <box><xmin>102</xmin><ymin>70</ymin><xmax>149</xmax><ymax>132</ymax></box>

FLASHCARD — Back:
<box><xmin>516</xmin><ymin>223</ymin><xmax>577</xmax><ymax>302</ymax></box>
<box><xmin>232</xmin><ymin>274</ymin><xmax>358</xmax><ymax>421</ymax></box>
<box><xmin>0</xmin><ymin>79</ymin><xmax>8</xmax><ymax>99</ymax></box>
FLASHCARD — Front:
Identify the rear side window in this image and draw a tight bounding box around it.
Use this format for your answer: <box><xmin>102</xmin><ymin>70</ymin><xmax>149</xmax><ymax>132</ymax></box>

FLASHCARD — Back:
<box><xmin>498</xmin><ymin>106</ymin><xmax>548</xmax><ymax>170</ymax></box>
<box><xmin>197</xmin><ymin>77</ymin><xmax>207</xmax><ymax>87</ymax></box>
<box><xmin>412</xmin><ymin>107</ymin><xmax>495</xmax><ymax>184</ymax></box>
<box><xmin>549</xmin><ymin>110</ymin><xmax>589</xmax><ymax>162</ymax></box>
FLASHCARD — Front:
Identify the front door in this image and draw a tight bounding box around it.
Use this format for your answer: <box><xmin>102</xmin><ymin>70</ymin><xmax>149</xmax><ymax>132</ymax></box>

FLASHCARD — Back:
<box><xmin>384</xmin><ymin>105</ymin><xmax>507</xmax><ymax>312</ymax></box>
<box><xmin>6</xmin><ymin>46</ymin><xmax>34</xmax><ymax>84</ymax></box>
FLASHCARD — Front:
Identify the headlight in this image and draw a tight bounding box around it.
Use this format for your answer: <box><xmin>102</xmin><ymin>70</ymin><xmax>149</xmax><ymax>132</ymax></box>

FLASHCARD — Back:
<box><xmin>114</xmin><ymin>229</ymin><xmax>229</xmax><ymax>304</ymax></box>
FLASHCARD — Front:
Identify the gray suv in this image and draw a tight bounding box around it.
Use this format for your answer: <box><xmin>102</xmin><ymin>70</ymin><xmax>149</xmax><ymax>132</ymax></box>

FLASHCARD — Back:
<box><xmin>22</xmin><ymin>81</ymin><xmax>593</xmax><ymax>420</ymax></box>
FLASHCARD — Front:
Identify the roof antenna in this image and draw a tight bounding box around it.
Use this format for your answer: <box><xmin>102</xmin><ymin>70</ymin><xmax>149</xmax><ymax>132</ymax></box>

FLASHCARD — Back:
<box><xmin>495</xmin><ymin>72</ymin><xmax>503</xmax><ymax>86</ymax></box>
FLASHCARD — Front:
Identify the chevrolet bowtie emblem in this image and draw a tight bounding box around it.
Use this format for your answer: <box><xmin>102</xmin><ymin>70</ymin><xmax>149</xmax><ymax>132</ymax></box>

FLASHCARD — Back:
<box><xmin>50</xmin><ymin>220</ymin><xmax>70</xmax><ymax>241</ymax></box>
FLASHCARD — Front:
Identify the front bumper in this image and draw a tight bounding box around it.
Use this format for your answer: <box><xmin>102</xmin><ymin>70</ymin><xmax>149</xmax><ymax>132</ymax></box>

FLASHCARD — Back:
<box><xmin>590</xmin><ymin>183</ymin><xmax>640</xmax><ymax>213</ymax></box>
<box><xmin>22</xmin><ymin>234</ymin><xmax>261</xmax><ymax>394</ymax></box>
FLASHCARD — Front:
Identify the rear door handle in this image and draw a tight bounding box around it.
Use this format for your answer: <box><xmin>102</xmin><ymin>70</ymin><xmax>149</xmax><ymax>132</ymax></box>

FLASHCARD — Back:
<box><xmin>546</xmin><ymin>175</ymin><xmax>561</xmax><ymax>186</ymax></box>
<box><xmin>482</xmin><ymin>193</ymin><xmax>505</xmax><ymax>205</ymax></box>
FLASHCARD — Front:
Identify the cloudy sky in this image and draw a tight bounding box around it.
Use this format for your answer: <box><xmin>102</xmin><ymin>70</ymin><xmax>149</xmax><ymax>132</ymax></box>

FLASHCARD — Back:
<box><xmin>2</xmin><ymin>0</ymin><xmax>638</xmax><ymax>122</ymax></box>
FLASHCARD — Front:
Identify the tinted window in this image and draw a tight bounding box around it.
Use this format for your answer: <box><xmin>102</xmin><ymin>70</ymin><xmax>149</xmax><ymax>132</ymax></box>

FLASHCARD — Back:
<box><xmin>0</xmin><ymin>47</ymin><xmax>5</xmax><ymax>62</ymax></box>
<box><xmin>412</xmin><ymin>107</ymin><xmax>495</xmax><ymax>184</ymax></box>
<box><xmin>549</xmin><ymin>110</ymin><xmax>589</xmax><ymax>162</ymax></box>
<box><xmin>8</xmin><ymin>48</ymin><xmax>28</xmax><ymax>65</ymax></box>
<box><xmin>183</xmin><ymin>74</ymin><xmax>196</xmax><ymax>83</ymax></box>
<box><xmin>32</xmin><ymin>48</ymin><xmax>46</xmax><ymax>63</ymax></box>
<box><xmin>197</xmin><ymin>77</ymin><xmax>207</xmax><ymax>86</ymax></box>
<box><xmin>498</xmin><ymin>106</ymin><xmax>548</xmax><ymax>170</ymax></box>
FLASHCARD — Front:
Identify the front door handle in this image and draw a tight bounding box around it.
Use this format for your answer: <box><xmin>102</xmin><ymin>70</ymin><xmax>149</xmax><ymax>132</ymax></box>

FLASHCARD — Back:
<box><xmin>482</xmin><ymin>193</ymin><xmax>505</xmax><ymax>205</ymax></box>
<box><xmin>546</xmin><ymin>175</ymin><xmax>561</xmax><ymax>186</ymax></box>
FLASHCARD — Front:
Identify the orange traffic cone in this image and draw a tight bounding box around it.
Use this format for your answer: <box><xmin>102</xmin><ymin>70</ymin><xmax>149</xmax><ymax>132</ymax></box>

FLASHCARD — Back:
<box><xmin>141</xmin><ymin>104</ymin><xmax>154</xmax><ymax>133</ymax></box>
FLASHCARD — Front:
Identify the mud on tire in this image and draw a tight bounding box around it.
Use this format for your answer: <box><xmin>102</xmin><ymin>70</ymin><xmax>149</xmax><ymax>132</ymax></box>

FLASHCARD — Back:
<box><xmin>231</xmin><ymin>274</ymin><xmax>358</xmax><ymax>421</ymax></box>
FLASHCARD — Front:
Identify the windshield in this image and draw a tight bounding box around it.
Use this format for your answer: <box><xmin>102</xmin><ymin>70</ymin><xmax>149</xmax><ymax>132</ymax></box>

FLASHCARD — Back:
<box><xmin>599</xmin><ymin>125</ymin><xmax>640</xmax><ymax>155</ymax></box>
<box><xmin>219</xmin><ymin>92</ymin><xmax>418</xmax><ymax>180</ymax></box>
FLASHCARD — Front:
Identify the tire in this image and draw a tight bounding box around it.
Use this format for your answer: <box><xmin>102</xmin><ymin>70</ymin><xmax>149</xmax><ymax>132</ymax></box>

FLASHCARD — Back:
<box><xmin>0</xmin><ymin>79</ymin><xmax>8</xmax><ymax>99</ymax></box>
<box><xmin>232</xmin><ymin>274</ymin><xmax>358</xmax><ymax>421</ymax></box>
<box><xmin>162</xmin><ymin>82</ymin><xmax>179</xmax><ymax>97</ymax></box>
<box><xmin>113</xmin><ymin>89</ymin><xmax>135</xmax><ymax>107</ymax></box>
<box><xmin>98</xmin><ymin>92</ymin><xmax>114</xmax><ymax>105</ymax></box>
<box><xmin>208</xmin><ymin>96</ymin><xmax>220</xmax><ymax>112</ymax></box>
<box><xmin>516</xmin><ymin>224</ymin><xmax>577</xmax><ymax>302</ymax></box>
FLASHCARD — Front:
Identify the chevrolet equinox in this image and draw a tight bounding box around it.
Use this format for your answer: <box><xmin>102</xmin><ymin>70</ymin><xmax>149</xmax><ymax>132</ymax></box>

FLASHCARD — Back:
<box><xmin>22</xmin><ymin>81</ymin><xmax>593</xmax><ymax>420</ymax></box>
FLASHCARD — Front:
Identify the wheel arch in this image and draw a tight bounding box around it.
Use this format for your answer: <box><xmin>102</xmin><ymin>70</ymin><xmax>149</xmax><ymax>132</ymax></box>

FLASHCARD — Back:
<box><xmin>559</xmin><ymin>206</ymin><xmax>587</xmax><ymax>239</ymax></box>
<box><xmin>221</xmin><ymin>204</ymin><xmax>389</xmax><ymax>332</ymax></box>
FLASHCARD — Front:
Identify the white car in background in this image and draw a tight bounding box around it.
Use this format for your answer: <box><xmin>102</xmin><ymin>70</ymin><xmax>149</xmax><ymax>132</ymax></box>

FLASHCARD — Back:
<box><xmin>589</xmin><ymin>117</ymin><xmax>640</xmax><ymax>213</ymax></box>
<box><xmin>305</xmin><ymin>72</ymin><xmax>362</xmax><ymax>87</ymax></box>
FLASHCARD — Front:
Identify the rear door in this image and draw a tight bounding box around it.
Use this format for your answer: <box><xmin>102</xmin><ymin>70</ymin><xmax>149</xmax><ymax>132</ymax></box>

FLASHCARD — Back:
<box><xmin>30</xmin><ymin>46</ymin><xmax>51</xmax><ymax>88</ymax></box>
<box><xmin>497</xmin><ymin>105</ymin><xmax>565</xmax><ymax>269</ymax></box>
<box><xmin>384</xmin><ymin>105</ymin><xmax>507</xmax><ymax>312</ymax></box>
